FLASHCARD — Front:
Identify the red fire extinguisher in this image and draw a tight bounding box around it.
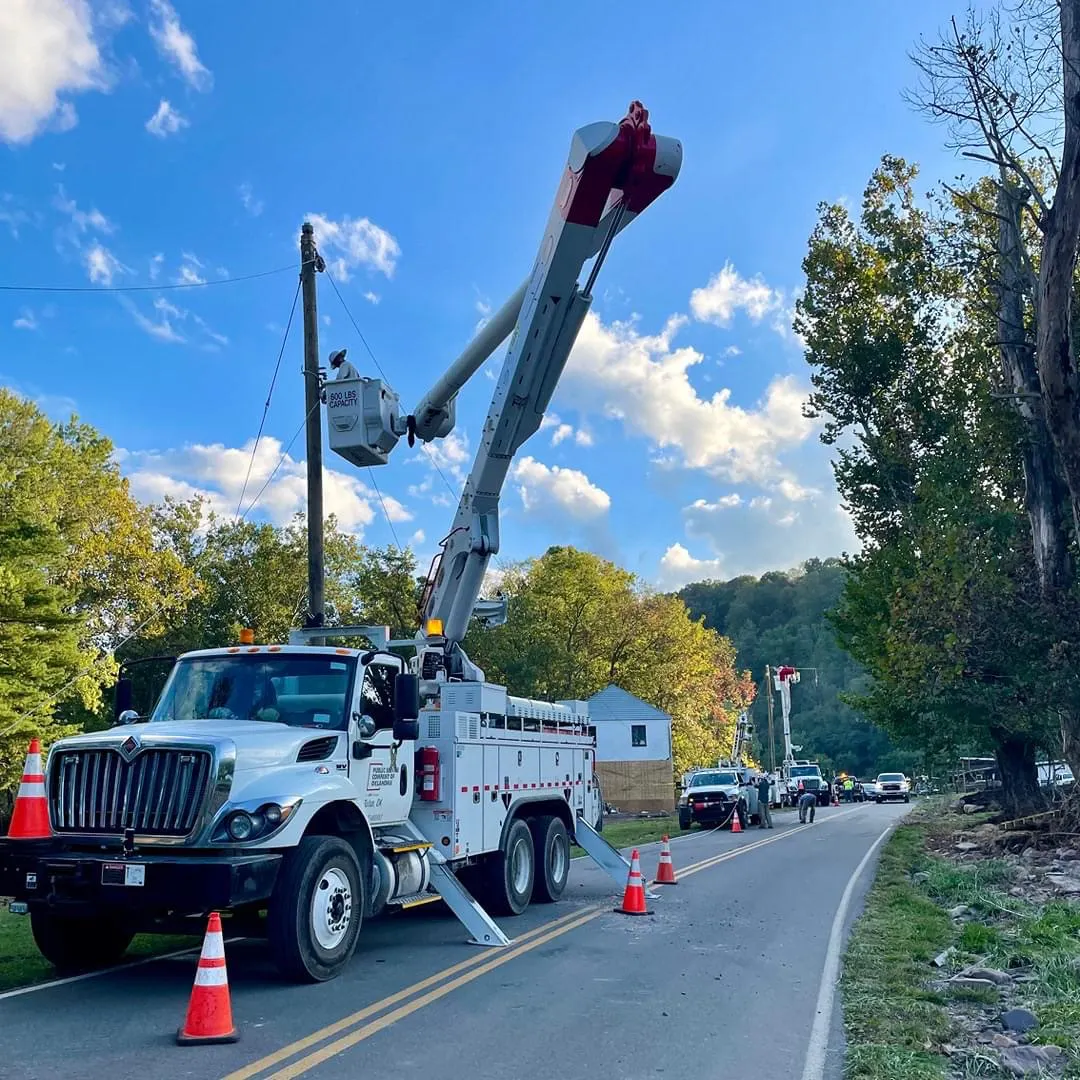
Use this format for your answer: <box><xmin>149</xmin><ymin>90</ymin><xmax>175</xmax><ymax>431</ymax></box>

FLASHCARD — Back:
<box><xmin>416</xmin><ymin>746</ymin><xmax>440</xmax><ymax>802</ymax></box>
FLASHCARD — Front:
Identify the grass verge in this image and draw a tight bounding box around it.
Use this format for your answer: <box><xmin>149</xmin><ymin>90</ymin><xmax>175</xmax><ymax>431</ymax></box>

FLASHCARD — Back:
<box><xmin>0</xmin><ymin>907</ymin><xmax>198</xmax><ymax>993</ymax></box>
<box><xmin>571</xmin><ymin>813</ymin><xmax>684</xmax><ymax>857</ymax></box>
<box><xmin>842</xmin><ymin>825</ymin><xmax>952</xmax><ymax>1080</ymax></box>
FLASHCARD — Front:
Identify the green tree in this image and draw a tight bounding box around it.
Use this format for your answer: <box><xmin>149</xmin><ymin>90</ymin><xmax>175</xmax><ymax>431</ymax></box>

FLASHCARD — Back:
<box><xmin>465</xmin><ymin>547</ymin><xmax>754</xmax><ymax>775</ymax></box>
<box><xmin>795</xmin><ymin>159</ymin><xmax>1058</xmax><ymax>814</ymax></box>
<box><xmin>0</xmin><ymin>391</ymin><xmax>194</xmax><ymax>795</ymax></box>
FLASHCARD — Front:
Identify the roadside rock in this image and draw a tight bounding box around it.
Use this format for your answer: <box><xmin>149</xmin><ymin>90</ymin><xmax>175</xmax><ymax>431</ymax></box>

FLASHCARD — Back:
<box><xmin>1001</xmin><ymin>1007</ymin><xmax>1039</xmax><ymax>1033</ymax></box>
<box><xmin>1045</xmin><ymin>873</ymin><xmax>1080</xmax><ymax>895</ymax></box>
<box><xmin>1000</xmin><ymin>1044</ymin><xmax>1062</xmax><ymax>1076</ymax></box>
<box><xmin>992</xmin><ymin>1033</ymin><xmax>1019</xmax><ymax>1049</ymax></box>
<box><xmin>964</xmin><ymin>804</ymin><xmax>979</xmax><ymax>814</ymax></box>
<box><xmin>949</xmin><ymin>904</ymin><xmax>973</xmax><ymax>919</ymax></box>
<box><xmin>961</xmin><ymin>966</ymin><xmax>1012</xmax><ymax>985</ymax></box>
<box><xmin>912</xmin><ymin>871</ymin><xmax>930</xmax><ymax>884</ymax></box>
<box><xmin>1020</xmin><ymin>847</ymin><xmax>1038</xmax><ymax>862</ymax></box>
<box><xmin>951</xmin><ymin>977</ymin><xmax>998</xmax><ymax>992</ymax></box>
<box><xmin>955</xmin><ymin>841</ymin><xmax>980</xmax><ymax>851</ymax></box>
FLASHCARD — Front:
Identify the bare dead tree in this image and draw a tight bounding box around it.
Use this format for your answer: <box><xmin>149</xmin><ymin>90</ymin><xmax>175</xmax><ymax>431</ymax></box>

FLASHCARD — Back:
<box><xmin>908</xmin><ymin>1</ymin><xmax>1080</xmax><ymax>781</ymax></box>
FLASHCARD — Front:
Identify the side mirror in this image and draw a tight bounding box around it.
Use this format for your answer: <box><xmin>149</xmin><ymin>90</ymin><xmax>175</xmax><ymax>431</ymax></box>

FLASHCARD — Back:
<box><xmin>114</xmin><ymin>676</ymin><xmax>133</xmax><ymax>722</ymax></box>
<box><xmin>394</xmin><ymin>672</ymin><xmax>420</xmax><ymax>721</ymax></box>
<box><xmin>117</xmin><ymin>709</ymin><xmax>140</xmax><ymax>726</ymax></box>
<box><xmin>392</xmin><ymin>717</ymin><xmax>420</xmax><ymax>742</ymax></box>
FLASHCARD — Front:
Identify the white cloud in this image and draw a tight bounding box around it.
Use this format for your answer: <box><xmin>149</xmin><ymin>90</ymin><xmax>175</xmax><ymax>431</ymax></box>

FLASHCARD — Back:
<box><xmin>149</xmin><ymin>253</ymin><xmax>164</xmax><ymax>280</ymax></box>
<box><xmin>511</xmin><ymin>456</ymin><xmax>610</xmax><ymax>520</ymax></box>
<box><xmin>411</xmin><ymin>430</ymin><xmax>470</xmax><ymax>486</ymax></box>
<box><xmin>238</xmin><ymin>182</ymin><xmax>263</xmax><ymax>217</ymax></box>
<box><xmin>85</xmin><ymin>243</ymin><xmax>124</xmax><ymax>284</ymax></box>
<box><xmin>0</xmin><ymin>0</ymin><xmax>106</xmax><ymax>143</ymax></box>
<box><xmin>121</xmin><ymin>437</ymin><xmax>408</xmax><ymax>534</ymax></box>
<box><xmin>562</xmin><ymin>310</ymin><xmax>816</xmax><ymax>488</ymax></box>
<box><xmin>306</xmin><ymin>212</ymin><xmax>400</xmax><ymax>280</ymax></box>
<box><xmin>658</xmin><ymin>544</ymin><xmax>727</xmax><ymax>590</ymax></box>
<box><xmin>0</xmin><ymin>194</ymin><xmax>30</xmax><ymax>238</ymax></box>
<box><xmin>176</xmin><ymin>264</ymin><xmax>205</xmax><ymax>286</ymax></box>
<box><xmin>13</xmin><ymin>308</ymin><xmax>38</xmax><ymax>331</ymax></box>
<box><xmin>689</xmin><ymin>263</ymin><xmax>782</xmax><ymax>327</ymax></box>
<box><xmin>670</xmin><ymin>488</ymin><xmax>858</xmax><ymax>585</ymax></box>
<box><xmin>53</xmin><ymin>184</ymin><xmax>112</xmax><ymax>233</ymax></box>
<box><xmin>145</xmin><ymin>98</ymin><xmax>187</xmax><ymax>137</ymax></box>
<box><xmin>121</xmin><ymin>295</ymin><xmax>225</xmax><ymax>347</ymax></box>
<box><xmin>364</xmin><ymin>291</ymin><xmax>380</xmax><ymax>305</ymax></box>
<box><xmin>148</xmin><ymin>0</ymin><xmax>211</xmax><ymax>90</ymax></box>
<box><xmin>722</xmin><ymin>345</ymin><xmax>742</xmax><ymax>358</ymax></box>
<box><xmin>541</xmin><ymin>411</ymin><xmax>593</xmax><ymax>449</ymax></box>
<box><xmin>409</xmin><ymin>529</ymin><xmax>426</xmax><ymax>547</ymax></box>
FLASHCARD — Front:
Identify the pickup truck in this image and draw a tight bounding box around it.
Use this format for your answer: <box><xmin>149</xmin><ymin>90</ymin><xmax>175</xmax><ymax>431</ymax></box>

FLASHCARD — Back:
<box><xmin>678</xmin><ymin>768</ymin><xmax>759</xmax><ymax>830</ymax></box>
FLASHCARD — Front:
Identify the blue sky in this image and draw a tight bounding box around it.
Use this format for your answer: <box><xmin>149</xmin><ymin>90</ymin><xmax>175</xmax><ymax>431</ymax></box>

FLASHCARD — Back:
<box><xmin>2</xmin><ymin>0</ymin><xmax>963</xmax><ymax>589</ymax></box>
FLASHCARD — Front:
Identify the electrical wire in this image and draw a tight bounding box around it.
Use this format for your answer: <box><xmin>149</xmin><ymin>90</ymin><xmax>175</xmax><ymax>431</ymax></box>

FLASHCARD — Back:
<box><xmin>322</xmin><ymin>267</ymin><xmax>396</xmax><ymax>392</ymax></box>
<box><xmin>237</xmin><ymin>400</ymin><xmax>320</xmax><ymax>522</ymax></box>
<box><xmin>234</xmin><ymin>278</ymin><xmax>302</xmax><ymax>517</ymax></box>
<box><xmin>0</xmin><ymin>262</ymin><xmax>308</xmax><ymax>294</ymax></box>
<box><xmin>366</xmin><ymin>468</ymin><xmax>403</xmax><ymax>550</ymax></box>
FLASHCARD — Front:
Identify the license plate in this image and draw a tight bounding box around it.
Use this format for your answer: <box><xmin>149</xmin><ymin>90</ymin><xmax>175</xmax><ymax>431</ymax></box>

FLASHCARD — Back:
<box><xmin>102</xmin><ymin>862</ymin><xmax>145</xmax><ymax>887</ymax></box>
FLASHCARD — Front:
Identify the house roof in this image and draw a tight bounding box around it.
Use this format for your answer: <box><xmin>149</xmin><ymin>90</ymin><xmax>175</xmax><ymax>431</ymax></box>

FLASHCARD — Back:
<box><xmin>586</xmin><ymin>684</ymin><xmax>672</xmax><ymax>723</ymax></box>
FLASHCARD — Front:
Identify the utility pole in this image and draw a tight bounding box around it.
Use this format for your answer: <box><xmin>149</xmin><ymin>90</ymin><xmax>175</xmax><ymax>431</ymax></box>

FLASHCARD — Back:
<box><xmin>300</xmin><ymin>222</ymin><xmax>326</xmax><ymax>639</ymax></box>
<box><xmin>765</xmin><ymin>664</ymin><xmax>776</xmax><ymax>776</ymax></box>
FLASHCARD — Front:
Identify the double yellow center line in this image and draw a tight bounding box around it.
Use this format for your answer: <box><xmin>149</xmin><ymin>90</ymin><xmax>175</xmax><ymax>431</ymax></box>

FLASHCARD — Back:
<box><xmin>225</xmin><ymin>810</ymin><xmax>857</xmax><ymax>1080</ymax></box>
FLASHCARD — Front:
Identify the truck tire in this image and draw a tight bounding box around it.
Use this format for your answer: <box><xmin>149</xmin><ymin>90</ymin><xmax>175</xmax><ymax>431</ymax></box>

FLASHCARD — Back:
<box><xmin>267</xmin><ymin>835</ymin><xmax>365</xmax><ymax>983</ymax></box>
<box><xmin>678</xmin><ymin>810</ymin><xmax>692</xmax><ymax>830</ymax></box>
<box><xmin>482</xmin><ymin>818</ymin><xmax>535</xmax><ymax>916</ymax></box>
<box><xmin>30</xmin><ymin>909</ymin><xmax>135</xmax><ymax>973</ymax></box>
<box><xmin>530</xmin><ymin>816</ymin><xmax>570</xmax><ymax>903</ymax></box>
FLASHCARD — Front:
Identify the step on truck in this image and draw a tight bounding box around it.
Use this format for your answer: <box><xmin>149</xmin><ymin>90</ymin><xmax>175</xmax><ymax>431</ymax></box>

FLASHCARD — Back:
<box><xmin>0</xmin><ymin>101</ymin><xmax>682</xmax><ymax>982</ymax></box>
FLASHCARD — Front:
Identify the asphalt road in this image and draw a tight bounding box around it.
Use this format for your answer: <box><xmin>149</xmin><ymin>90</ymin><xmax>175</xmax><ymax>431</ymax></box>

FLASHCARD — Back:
<box><xmin>0</xmin><ymin>801</ymin><xmax>908</xmax><ymax>1080</ymax></box>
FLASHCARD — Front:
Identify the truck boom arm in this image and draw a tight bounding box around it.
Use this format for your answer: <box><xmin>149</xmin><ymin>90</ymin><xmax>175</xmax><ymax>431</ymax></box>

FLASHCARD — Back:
<box><xmin>324</xmin><ymin>103</ymin><xmax>681</xmax><ymax>680</ymax></box>
<box><xmin>423</xmin><ymin>104</ymin><xmax>681</xmax><ymax>670</ymax></box>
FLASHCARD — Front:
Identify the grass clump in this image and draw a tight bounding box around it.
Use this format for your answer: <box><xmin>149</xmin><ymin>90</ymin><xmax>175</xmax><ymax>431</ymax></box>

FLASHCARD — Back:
<box><xmin>842</xmin><ymin>826</ymin><xmax>952</xmax><ymax>1080</ymax></box>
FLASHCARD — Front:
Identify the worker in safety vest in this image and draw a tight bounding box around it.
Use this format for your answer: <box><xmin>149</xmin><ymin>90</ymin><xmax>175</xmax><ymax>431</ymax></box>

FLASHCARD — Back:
<box><xmin>843</xmin><ymin>776</ymin><xmax>855</xmax><ymax>803</ymax></box>
<box><xmin>329</xmin><ymin>348</ymin><xmax>360</xmax><ymax>381</ymax></box>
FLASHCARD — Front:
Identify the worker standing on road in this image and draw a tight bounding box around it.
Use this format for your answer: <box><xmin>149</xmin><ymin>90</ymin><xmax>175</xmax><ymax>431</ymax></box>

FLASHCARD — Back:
<box><xmin>756</xmin><ymin>773</ymin><xmax>774</xmax><ymax>829</ymax></box>
<box><xmin>798</xmin><ymin>789</ymin><xmax>817</xmax><ymax>824</ymax></box>
<box><xmin>843</xmin><ymin>776</ymin><xmax>855</xmax><ymax>803</ymax></box>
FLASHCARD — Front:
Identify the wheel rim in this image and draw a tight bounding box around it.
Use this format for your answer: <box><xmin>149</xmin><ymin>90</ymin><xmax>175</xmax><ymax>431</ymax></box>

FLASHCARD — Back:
<box><xmin>549</xmin><ymin>833</ymin><xmax>568</xmax><ymax>886</ymax></box>
<box><xmin>311</xmin><ymin>866</ymin><xmax>353</xmax><ymax>951</ymax></box>
<box><xmin>510</xmin><ymin>835</ymin><xmax>531</xmax><ymax>895</ymax></box>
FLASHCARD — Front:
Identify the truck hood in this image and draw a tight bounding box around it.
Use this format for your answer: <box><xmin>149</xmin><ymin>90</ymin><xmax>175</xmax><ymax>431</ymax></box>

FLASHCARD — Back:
<box><xmin>50</xmin><ymin>720</ymin><xmax>343</xmax><ymax>774</ymax></box>
<box><xmin>686</xmin><ymin>785</ymin><xmax>740</xmax><ymax>798</ymax></box>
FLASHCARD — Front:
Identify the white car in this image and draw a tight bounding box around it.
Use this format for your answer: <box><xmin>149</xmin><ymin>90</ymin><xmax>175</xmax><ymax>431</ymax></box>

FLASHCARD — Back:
<box><xmin>875</xmin><ymin>772</ymin><xmax>911</xmax><ymax>803</ymax></box>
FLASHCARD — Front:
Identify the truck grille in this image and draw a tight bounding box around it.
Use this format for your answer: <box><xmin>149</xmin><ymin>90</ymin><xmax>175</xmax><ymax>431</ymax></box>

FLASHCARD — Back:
<box><xmin>49</xmin><ymin>748</ymin><xmax>212</xmax><ymax>836</ymax></box>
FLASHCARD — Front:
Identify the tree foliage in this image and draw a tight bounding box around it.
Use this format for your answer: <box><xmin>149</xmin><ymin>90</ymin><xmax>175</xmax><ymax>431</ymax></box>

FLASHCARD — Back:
<box><xmin>795</xmin><ymin>159</ymin><xmax>1061</xmax><ymax>813</ymax></box>
<box><xmin>0</xmin><ymin>391</ymin><xmax>194</xmax><ymax>792</ymax></box>
<box><xmin>464</xmin><ymin>547</ymin><xmax>754</xmax><ymax>776</ymax></box>
<box><xmin>679</xmin><ymin>559</ymin><xmax>911</xmax><ymax>778</ymax></box>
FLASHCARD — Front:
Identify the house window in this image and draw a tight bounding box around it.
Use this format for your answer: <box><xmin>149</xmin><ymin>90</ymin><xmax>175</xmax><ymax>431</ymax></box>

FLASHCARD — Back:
<box><xmin>631</xmin><ymin>724</ymin><xmax>647</xmax><ymax>748</ymax></box>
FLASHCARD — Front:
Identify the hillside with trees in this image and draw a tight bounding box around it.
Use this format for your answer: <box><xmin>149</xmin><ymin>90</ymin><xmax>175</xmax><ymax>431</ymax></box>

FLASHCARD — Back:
<box><xmin>679</xmin><ymin>559</ymin><xmax>915</xmax><ymax>779</ymax></box>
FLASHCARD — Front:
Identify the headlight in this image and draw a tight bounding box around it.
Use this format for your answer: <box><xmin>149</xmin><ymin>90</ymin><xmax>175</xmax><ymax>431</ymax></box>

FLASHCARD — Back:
<box><xmin>215</xmin><ymin>801</ymin><xmax>298</xmax><ymax>844</ymax></box>
<box><xmin>227</xmin><ymin>811</ymin><xmax>254</xmax><ymax>840</ymax></box>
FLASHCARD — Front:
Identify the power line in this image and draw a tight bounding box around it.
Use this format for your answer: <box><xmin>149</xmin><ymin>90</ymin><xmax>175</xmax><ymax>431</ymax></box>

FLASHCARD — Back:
<box><xmin>235</xmin><ymin>278</ymin><xmax>302</xmax><ymax>517</ymax></box>
<box><xmin>322</xmin><ymin>267</ymin><xmax>396</xmax><ymax>392</ymax></box>
<box><xmin>238</xmin><ymin>400</ymin><xmax>320</xmax><ymax>522</ymax></box>
<box><xmin>420</xmin><ymin>440</ymin><xmax>460</xmax><ymax>499</ymax></box>
<box><xmin>366</xmin><ymin>467</ymin><xmax>404</xmax><ymax>550</ymax></box>
<box><xmin>0</xmin><ymin>262</ymin><xmax>307</xmax><ymax>295</ymax></box>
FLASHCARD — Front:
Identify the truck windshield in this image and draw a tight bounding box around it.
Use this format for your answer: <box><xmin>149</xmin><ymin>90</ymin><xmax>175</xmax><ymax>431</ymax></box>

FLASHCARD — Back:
<box><xmin>149</xmin><ymin>654</ymin><xmax>357</xmax><ymax>731</ymax></box>
<box><xmin>878</xmin><ymin>773</ymin><xmax>905</xmax><ymax>783</ymax></box>
<box><xmin>690</xmin><ymin>771</ymin><xmax>738</xmax><ymax>787</ymax></box>
<box><xmin>789</xmin><ymin>766</ymin><xmax>820</xmax><ymax>777</ymax></box>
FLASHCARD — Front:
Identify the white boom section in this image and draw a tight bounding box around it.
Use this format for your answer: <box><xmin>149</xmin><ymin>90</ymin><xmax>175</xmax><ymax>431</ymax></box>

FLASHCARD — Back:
<box><xmin>424</xmin><ymin>104</ymin><xmax>681</xmax><ymax>661</ymax></box>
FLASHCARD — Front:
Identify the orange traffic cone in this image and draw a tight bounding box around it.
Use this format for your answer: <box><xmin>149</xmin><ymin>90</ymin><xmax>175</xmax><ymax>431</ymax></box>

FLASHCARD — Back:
<box><xmin>615</xmin><ymin>849</ymin><xmax>653</xmax><ymax>915</ymax></box>
<box><xmin>177</xmin><ymin>913</ymin><xmax>239</xmax><ymax>1045</ymax></box>
<box><xmin>831</xmin><ymin>792</ymin><xmax>840</xmax><ymax>807</ymax></box>
<box><xmin>730</xmin><ymin>806</ymin><xmax>743</xmax><ymax>834</ymax></box>
<box><xmin>7</xmin><ymin>739</ymin><xmax>50</xmax><ymax>839</ymax></box>
<box><xmin>653</xmin><ymin>835</ymin><xmax>678</xmax><ymax>885</ymax></box>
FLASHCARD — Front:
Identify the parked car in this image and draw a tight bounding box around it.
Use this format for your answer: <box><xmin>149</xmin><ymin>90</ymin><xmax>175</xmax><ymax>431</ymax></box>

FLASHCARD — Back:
<box><xmin>875</xmin><ymin>772</ymin><xmax>911</xmax><ymax>803</ymax></box>
<box><xmin>861</xmin><ymin>778</ymin><xmax>881</xmax><ymax>800</ymax></box>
